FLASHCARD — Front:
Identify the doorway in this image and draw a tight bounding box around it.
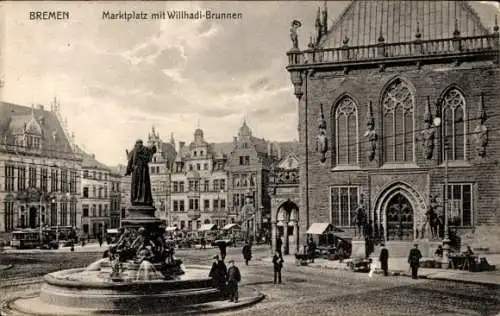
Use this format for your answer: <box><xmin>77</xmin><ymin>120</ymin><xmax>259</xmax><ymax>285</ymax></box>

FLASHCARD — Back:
<box><xmin>385</xmin><ymin>193</ymin><xmax>413</xmax><ymax>241</ymax></box>
<box><xmin>29</xmin><ymin>207</ymin><xmax>37</xmax><ymax>228</ymax></box>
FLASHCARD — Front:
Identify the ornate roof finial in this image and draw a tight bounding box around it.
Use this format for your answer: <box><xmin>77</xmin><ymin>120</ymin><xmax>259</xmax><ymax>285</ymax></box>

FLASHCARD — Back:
<box><xmin>315</xmin><ymin>7</ymin><xmax>322</xmax><ymax>42</ymax></box>
<box><xmin>378</xmin><ymin>23</ymin><xmax>384</xmax><ymax>43</ymax></box>
<box><xmin>494</xmin><ymin>14</ymin><xmax>499</xmax><ymax>32</ymax></box>
<box><xmin>342</xmin><ymin>34</ymin><xmax>349</xmax><ymax>46</ymax></box>
<box><xmin>415</xmin><ymin>21</ymin><xmax>422</xmax><ymax>39</ymax></box>
<box><xmin>453</xmin><ymin>19</ymin><xmax>460</xmax><ymax>37</ymax></box>
<box><xmin>322</xmin><ymin>0</ymin><xmax>328</xmax><ymax>35</ymax></box>
<box><xmin>308</xmin><ymin>33</ymin><xmax>314</xmax><ymax>48</ymax></box>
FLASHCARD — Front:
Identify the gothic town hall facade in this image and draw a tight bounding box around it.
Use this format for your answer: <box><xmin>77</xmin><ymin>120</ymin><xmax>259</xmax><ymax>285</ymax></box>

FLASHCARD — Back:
<box><xmin>286</xmin><ymin>1</ymin><xmax>500</xmax><ymax>254</ymax></box>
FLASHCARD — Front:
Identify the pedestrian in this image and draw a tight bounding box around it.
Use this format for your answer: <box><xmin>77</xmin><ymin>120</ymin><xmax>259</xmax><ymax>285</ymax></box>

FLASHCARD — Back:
<box><xmin>226</xmin><ymin>259</ymin><xmax>241</xmax><ymax>303</ymax></box>
<box><xmin>200</xmin><ymin>237</ymin><xmax>206</xmax><ymax>250</ymax></box>
<box><xmin>98</xmin><ymin>234</ymin><xmax>103</xmax><ymax>248</ymax></box>
<box><xmin>272</xmin><ymin>251</ymin><xmax>284</xmax><ymax>284</ymax></box>
<box><xmin>379</xmin><ymin>243</ymin><xmax>389</xmax><ymax>276</ymax></box>
<box><xmin>276</xmin><ymin>236</ymin><xmax>283</xmax><ymax>258</ymax></box>
<box><xmin>308</xmin><ymin>237</ymin><xmax>316</xmax><ymax>263</ymax></box>
<box><xmin>218</xmin><ymin>240</ymin><xmax>227</xmax><ymax>261</ymax></box>
<box><xmin>242</xmin><ymin>240</ymin><xmax>252</xmax><ymax>265</ymax></box>
<box><xmin>209</xmin><ymin>255</ymin><xmax>227</xmax><ymax>299</ymax></box>
<box><xmin>408</xmin><ymin>243</ymin><xmax>422</xmax><ymax>279</ymax></box>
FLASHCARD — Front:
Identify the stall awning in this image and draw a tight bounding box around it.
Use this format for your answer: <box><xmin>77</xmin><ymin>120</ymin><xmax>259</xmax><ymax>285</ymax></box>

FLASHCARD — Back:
<box><xmin>165</xmin><ymin>226</ymin><xmax>178</xmax><ymax>232</ymax></box>
<box><xmin>106</xmin><ymin>229</ymin><xmax>119</xmax><ymax>234</ymax></box>
<box><xmin>222</xmin><ymin>223</ymin><xmax>240</xmax><ymax>230</ymax></box>
<box><xmin>306</xmin><ymin>223</ymin><xmax>343</xmax><ymax>235</ymax></box>
<box><xmin>198</xmin><ymin>224</ymin><xmax>217</xmax><ymax>232</ymax></box>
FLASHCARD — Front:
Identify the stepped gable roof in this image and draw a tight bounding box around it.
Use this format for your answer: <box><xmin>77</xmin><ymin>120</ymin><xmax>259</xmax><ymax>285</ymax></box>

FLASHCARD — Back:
<box><xmin>75</xmin><ymin>145</ymin><xmax>111</xmax><ymax>172</ymax></box>
<box><xmin>0</xmin><ymin>101</ymin><xmax>76</xmax><ymax>156</ymax></box>
<box><xmin>210</xmin><ymin>142</ymin><xmax>233</xmax><ymax>159</ymax></box>
<box><xmin>319</xmin><ymin>0</ymin><xmax>491</xmax><ymax>49</ymax></box>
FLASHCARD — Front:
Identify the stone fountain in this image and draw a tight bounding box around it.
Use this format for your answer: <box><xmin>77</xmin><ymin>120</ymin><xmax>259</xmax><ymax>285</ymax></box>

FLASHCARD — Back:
<box><xmin>4</xmin><ymin>140</ymin><xmax>262</xmax><ymax>315</ymax></box>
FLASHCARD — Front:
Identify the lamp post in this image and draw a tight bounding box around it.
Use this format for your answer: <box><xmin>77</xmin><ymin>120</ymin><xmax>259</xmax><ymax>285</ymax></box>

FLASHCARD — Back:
<box><xmin>217</xmin><ymin>189</ymin><xmax>224</xmax><ymax>227</ymax></box>
<box><xmin>432</xmin><ymin>100</ymin><xmax>451</xmax><ymax>268</ymax></box>
<box><xmin>39</xmin><ymin>190</ymin><xmax>44</xmax><ymax>248</ymax></box>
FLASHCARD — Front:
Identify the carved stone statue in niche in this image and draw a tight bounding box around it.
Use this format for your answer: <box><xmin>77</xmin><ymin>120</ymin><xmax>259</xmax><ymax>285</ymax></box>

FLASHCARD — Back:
<box><xmin>474</xmin><ymin>94</ymin><xmax>488</xmax><ymax>157</ymax></box>
<box><xmin>421</xmin><ymin>121</ymin><xmax>435</xmax><ymax>160</ymax></box>
<box><xmin>421</xmin><ymin>97</ymin><xmax>435</xmax><ymax>160</ymax></box>
<box><xmin>316</xmin><ymin>103</ymin><xmax>328</xmax><ymax>163</ymax></box>
<box><xmin>364</xmin><ymin>101</ymin><xmax>377</xmax><ymax>161</ymax></box>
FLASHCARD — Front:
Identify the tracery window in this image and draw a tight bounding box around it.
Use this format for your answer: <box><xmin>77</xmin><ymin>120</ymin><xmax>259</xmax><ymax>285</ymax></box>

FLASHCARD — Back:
<box><xmin>335</xmin><ymin>97</ymin><xmax>358</xmax><ymax>165</ymax></box>
<box><xmin>382</xmin><ymin>79</ymin><xmax>415</xmax><ymax>162</ymax></box>
<box><xmin>441</xmin><ymin>89</ymin><xmax>466</xmax><ymax>161</ymax></box>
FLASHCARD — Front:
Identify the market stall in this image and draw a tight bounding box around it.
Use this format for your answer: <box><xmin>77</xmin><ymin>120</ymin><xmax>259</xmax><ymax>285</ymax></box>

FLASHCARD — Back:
<box><xmin>306</xmin><ymin>223</ymin><xmax>351</xmax><ymax>260</ymax></box>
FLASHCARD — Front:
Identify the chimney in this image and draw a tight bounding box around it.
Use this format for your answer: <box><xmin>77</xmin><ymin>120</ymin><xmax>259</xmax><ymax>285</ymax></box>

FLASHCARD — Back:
<box><xmin>179</xmin><ymin>141</ymin><xmax>185</xmax><ymax>149</ymax></box>
<box><xmin>36</xmin><ymin>104</ymin><xmax>44</xmax><ymax>110</ymax></box>
<box><xmin>91</xmin><ymin>154</ymin><xmax>95</xmax><ymax>159</ymax></box>
<box><xmin>267</xmin><ymin>141</ymin><xmax>272</xmax><ymax>156</ymax></box>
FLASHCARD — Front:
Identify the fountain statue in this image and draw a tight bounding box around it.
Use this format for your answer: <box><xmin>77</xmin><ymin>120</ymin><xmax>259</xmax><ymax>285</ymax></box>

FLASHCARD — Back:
<box><xmin>3</xmin><ymin>138</ymin><xmax>263</xmax><ymax>315</ymax></box>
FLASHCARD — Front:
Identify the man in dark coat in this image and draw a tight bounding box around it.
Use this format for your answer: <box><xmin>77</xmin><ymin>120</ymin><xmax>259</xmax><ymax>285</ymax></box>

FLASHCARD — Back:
<box><xmin>272</xmin><ymin>251</ymin><xmax>284</xmax><ymax>284</ymax></box>
<box><xmin>379</xmin><ymin>243</ymin><xmax>389</xmax><ymax>276</ymax></box>
<box><xmin>408</xmin><ymin>244</ymin><xmax>422</xmax><ymax>279</ymax></box>
<box><xmin>276</xmin><ymin>236</ymin><xmax>283</xmax><ymax>258</ymax></box>
<box><xmin>218</xmin><ymin>240</ymin><xmax>227</xmax><ymax>261</ymax></box>
<box><xmin>209</xmin><ymin>255</ymin><xmax>227</xmax><ymax>298</ymax></box>
<box><xmin>308</xmin><ymin>237</ymin><xmax>316</xmax><ymax>263</ymax></box>
<box><xmin>242</xmin><ymin>241</ymin><xmax>252</xmax><ymax>265</ymax></box>
<box><xmin>226</xmin><ymin>259</ymin><xmax>241</xmax><ymax>303</ymax></box>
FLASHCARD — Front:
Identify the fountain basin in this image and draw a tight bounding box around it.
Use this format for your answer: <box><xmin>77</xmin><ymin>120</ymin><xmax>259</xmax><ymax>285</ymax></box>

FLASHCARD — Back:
<box><xmin>33</xmin><ymin>266</ymin><xmax>220</xmax><ymax>314</ymax></box>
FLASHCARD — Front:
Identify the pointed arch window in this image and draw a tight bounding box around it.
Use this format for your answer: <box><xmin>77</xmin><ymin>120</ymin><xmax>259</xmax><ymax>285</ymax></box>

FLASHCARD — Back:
<box><xmin>335</xmin><ymin>96</ymin><xmax>359</xmax><ymax>165</ymax></box>
<box><xmin>382</xmin><ymin>79</ymin><xmax>415</xmax><ymax>163</ymax></box>
<box><xmin>441</xmin><ymin>89</ymin><xmax>466</xmax><ymax>161</ymax></box>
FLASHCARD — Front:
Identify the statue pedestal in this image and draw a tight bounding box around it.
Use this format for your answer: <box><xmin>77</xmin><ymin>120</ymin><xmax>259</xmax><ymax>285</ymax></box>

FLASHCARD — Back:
<box><xmin>121</xmin><ymin>205</ymin><xmax>163</xmax><ymax>231</ymax></box>
<box><xmin>351</xmin><ymin>240</ymin><xmax>366</xmax><ymax>258</ymax></box>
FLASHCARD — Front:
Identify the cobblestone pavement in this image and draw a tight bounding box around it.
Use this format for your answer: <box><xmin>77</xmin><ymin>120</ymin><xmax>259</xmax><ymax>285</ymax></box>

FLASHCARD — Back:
<box><xmin>1</xmin><ymin>246</ymin><xmax>499</xmax><ymax>316</ymax></box>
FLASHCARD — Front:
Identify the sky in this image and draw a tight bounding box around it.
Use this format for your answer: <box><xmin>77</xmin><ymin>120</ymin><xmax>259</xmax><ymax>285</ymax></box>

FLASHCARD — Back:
<box><xmin>0</xmin><ymin>1</ymin><xmax>498</xmax><ymax>166</ymax></box>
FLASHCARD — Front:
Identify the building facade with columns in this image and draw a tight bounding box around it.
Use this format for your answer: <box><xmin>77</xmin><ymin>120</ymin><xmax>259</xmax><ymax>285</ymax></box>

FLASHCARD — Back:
<box><xmin>286</xmin><ymin>1</ymin><xmax>500</xmax><ymax>254</ymax></box>
<box><xmin>268</xmin><ymin>152</ymin><xmax>300</xmax><ymax>255</ymax></box>
<box><xmin>0</xmin><ymin>100</ymin><xmax>82</xmax><ymax>240</ymax></box>
<box><xmin>169</xmin><ymin>128</ymin><xmax>231</xmax><ymax>231</ymax></box>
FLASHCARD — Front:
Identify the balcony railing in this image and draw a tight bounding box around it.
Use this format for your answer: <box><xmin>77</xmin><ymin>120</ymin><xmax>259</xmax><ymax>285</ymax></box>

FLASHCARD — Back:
<box><xmin>287</xmin><ymin>34</ymin><xmax>499</xmax><ymax>67</ymax></box>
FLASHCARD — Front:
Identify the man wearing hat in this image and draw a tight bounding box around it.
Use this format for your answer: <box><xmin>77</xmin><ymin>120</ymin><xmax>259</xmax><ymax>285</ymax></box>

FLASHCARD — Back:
<box><xmin>379</xmin><ymin>243</ymin><xmax>389</xmax><ymax>276</ymax></box>
<box><xmin>209</xmin><ymin>255</ymin><xmax>227</xmax><ymax>298</ymax></box>
<box><xmin>226</xmin><ymin>259</ymin><xmax>241</xmax><ymax>303</ymax></box>
<box><xmin>408</xmin><ymin>243</ymin><xmax>423</xmax><ymax>279</ymax></box>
